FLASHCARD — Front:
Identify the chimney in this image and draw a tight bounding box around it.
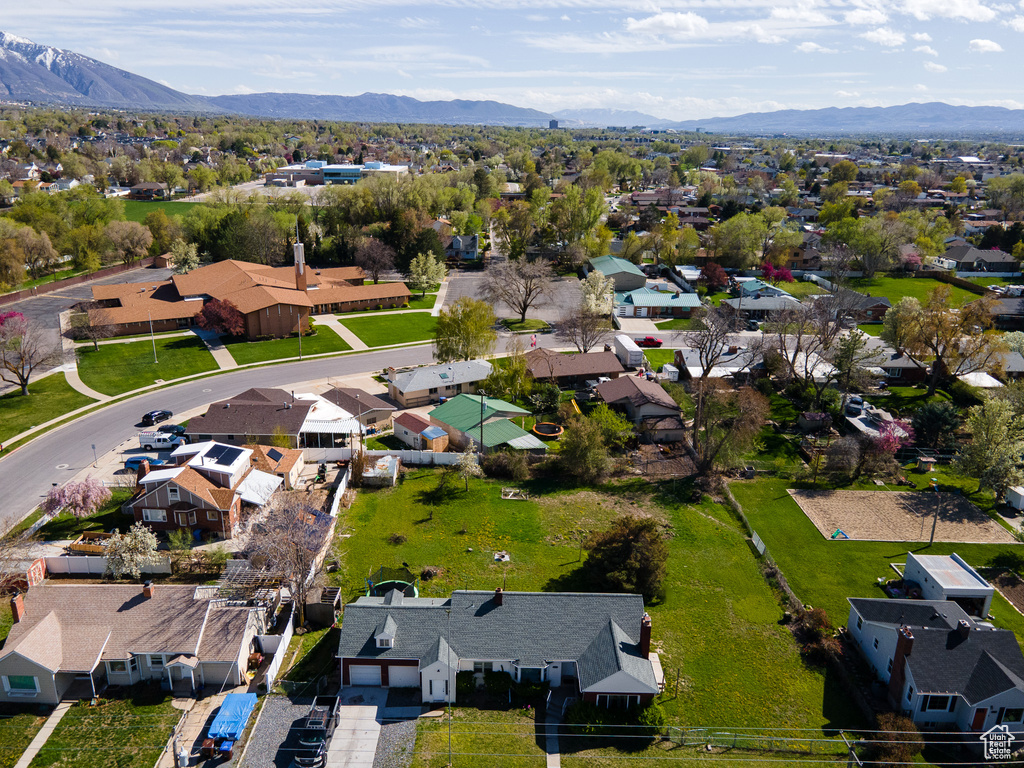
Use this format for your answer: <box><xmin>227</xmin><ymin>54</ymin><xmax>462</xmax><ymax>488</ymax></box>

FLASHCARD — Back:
<box><xmin>957</xmin><ymin>619</ymin><xmax>971</xmax><ymax>640</ymax></box>
<box><xmin>135</xmin><ymin>460</ymin><xmax>150</xmax><ymax>490</ymax></box>
<box><xmin>639</xmin><ymin>613</ymin><xmax>652</xmax><ymax>659</ymax></box>
<box><xmin>294</xmin><ymin>241</ymin><xmax>307</xmax><ymax>292</ymax></box>
<box><xmin>494</xmin><ymin>587</ymin><xmax>503</xmax><ymax>606</ymax></box>
<box><xmin>888</xmin><ymin>627</ymin><xmax>914</xmax><ymax>707</ymax></box>
<box><xmin>10</xmin><ymin>593</ymin><xmax>24</xmax><ymax>624</ymax></box>
<box><xmin>143</xmin><ymin>581</ymin><xmax>154</xmax><ymax>599</ymax></box>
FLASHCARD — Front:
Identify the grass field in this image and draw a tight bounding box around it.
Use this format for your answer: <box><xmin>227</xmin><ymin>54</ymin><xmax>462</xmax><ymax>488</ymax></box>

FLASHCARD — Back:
<box><xmin>848</xmin><ymin>276</ymin><xmax>977</xmax><ymax>305</ymax></box>
<box><xmin>856</xmin><ymin>323</ymin><xmax>883</xmax><ymax>336</ymax></box>
<box><xmin>8</xmin><ymin>267</ymin><xmax>86</xmax><ymax>294</ymax></box>
<box><xmin>121</xmin><ymin>199</ymin><xmax>200</xmax><ymax>224</ymax></box>
<box><xmin>37</xmin><ymin>489</ymin><xmax>134</xmax><ymax>540</ymax></box>
<box><xmin>339</xmin><ymin>314</ymin><xmax>438</xmax><ymax>347</ymax></box>
<box><xmin>0</xmin><ymin>374</ymin><xmax>97</xmax><ymax>443</ymax></box>
<box><xmin>966</xmin><ymin>276</ymin><xmax>1023</xmax><ymax>287</ymax></box>
<box><xmin>643</xmin><ymin>349</ymin><xmax>676</xmax><ymax>371</ymax></box>
<box><xmin>654</xmin><ymin>317</ymin><xmax>700</xmax><ymax>330</ymax></box>
<box><xmin>0</xmin><ymin>705</ymin><xmax>46</xmax><ymax>768</ymax></box>
<box><xmin>28</xmin><ymin>685</ymin><xmax>179</xmax><ymax>768</ymax></box>
<box><xmin>341</xmin><ymin>471</ymin><xmax>863</xmax><ymax>736</ymax></box>
<box><xmin>729</xmin><ymin>476</ymin><xmax>1024</xmax><ymax>643</ymax></box>
<box><xmin>500</xmin><ymin>319</ymin><xmax>549</xmax><ymax>333</ymax></box>
<box><xmin>77</xmin><ymin>336</ymin><xmax>217</xmax><ymax>395</ymax></box>
<box><xmin>337</xmin><ymin>294</ymin><xmax>438</xmax><ymax>313</ymax></box>
<box><xmin>224</xmin><ymin>327</ymin><xmax>351</xmax><ymax>365</ymax></box>
<box><xmin>779</xmin><ymin>281</ymin><xmax>827</xmax><ymax>300</ymax></box>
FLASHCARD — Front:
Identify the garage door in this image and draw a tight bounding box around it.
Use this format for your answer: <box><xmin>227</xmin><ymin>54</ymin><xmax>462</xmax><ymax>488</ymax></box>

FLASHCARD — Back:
<box><xmin>349</xmin><ymin>665</ymin><xmax>382</xmax><ymax>686</ymax></box>
<box><xmin>388</xmin><ymin>666</ymin><xmax>419</xmax><ymax>688</ymax></box>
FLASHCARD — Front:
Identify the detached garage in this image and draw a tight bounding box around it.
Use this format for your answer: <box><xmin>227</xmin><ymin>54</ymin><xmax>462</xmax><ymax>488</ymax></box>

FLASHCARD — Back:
<box><xmin>342</xmin><ymin>659</ymin><xmax>420</xmax><ymax>688</ymax></box>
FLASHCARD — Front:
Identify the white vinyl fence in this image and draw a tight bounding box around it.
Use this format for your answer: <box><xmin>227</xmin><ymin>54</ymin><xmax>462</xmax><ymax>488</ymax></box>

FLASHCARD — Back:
<box><xmin>303</xmin><ymin>448</ymin><xmax>460</xmax><ymax>466</ymax></box>
<box><xmin>257</xmin><ymin>604</ymin><xmax>295</xmax><ymax>692</ymax></box>
<box><xmin>44</xmin><ymin>555</ymin><xmax>172</xmax><ymax>576</ymax></box>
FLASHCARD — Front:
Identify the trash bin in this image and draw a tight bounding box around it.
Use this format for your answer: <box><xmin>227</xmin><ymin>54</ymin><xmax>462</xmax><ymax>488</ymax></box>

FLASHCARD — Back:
<box><xmin>201</xmin><ymin>738</ymin><xmax>216</xmax><ymax>758</ymax></box>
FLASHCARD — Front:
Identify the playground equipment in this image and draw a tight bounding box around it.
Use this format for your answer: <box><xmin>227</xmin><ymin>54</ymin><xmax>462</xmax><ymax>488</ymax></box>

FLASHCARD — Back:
<box><xmin>366</xmin><ymin>566</ymin><xmax>419</xmax><ymax>597</ymax></box>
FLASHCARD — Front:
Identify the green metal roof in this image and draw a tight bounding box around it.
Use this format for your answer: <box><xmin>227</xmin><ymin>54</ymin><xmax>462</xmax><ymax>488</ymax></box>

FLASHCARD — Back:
<box><xmin>429</xmin><ymin>394</ymin><xmax>534</xmax><ymax>448</ymax></box>
<box><xmin>588</xmin><ymin>254</ymin><xmax>646</xmax><ymax>279</ymax></box>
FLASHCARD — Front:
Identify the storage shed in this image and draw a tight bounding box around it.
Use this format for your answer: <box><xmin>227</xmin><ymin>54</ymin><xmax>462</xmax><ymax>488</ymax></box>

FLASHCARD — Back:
<box><xmin>904</xmin><ymin>552</ymin><xmax>994</xmax><ymax>618</ymax></box>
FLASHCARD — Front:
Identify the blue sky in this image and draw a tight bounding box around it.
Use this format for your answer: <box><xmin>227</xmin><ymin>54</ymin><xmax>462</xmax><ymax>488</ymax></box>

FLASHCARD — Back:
<box><xmin>9</xmin><ymin>0</ymin><xmax>1024</xmax><ymax>120</ymax></box>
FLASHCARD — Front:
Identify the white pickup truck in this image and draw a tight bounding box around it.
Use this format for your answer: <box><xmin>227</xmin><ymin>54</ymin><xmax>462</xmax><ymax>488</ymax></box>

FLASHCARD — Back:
<box><xmin>138</xmin><ymin>431</ymin><xmax>187</xmax><ymax>451</ymax></box>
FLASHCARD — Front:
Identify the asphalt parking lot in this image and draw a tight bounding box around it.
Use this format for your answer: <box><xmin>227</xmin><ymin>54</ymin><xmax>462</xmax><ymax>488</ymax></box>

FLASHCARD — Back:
<box><xmin>442</xmin><ymin>269</ymin><xmax>582</xmax><ymax>324</ymax></box>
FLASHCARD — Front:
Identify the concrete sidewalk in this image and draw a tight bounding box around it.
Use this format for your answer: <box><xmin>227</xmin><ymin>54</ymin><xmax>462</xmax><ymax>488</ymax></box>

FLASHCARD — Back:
<box><xmin>314</xmin><ymin>314</ymin><xmax>369</xmax><ymax>351</ymax></box>
<box><xmin>13</xmin><ymin>701</ymin><xmax>73</xmax><ymax>768</ymax></box>
<box><xmin>192</xmin><ymin>328</ymin><xmax>239</xmax><ymax>370</ymax></box>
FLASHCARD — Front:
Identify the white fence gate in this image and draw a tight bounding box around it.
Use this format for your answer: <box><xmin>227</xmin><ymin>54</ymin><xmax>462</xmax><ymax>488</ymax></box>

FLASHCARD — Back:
<box><xmin>303</xmin><ymin>448</ymin><xmax>460</xmax><ymax>466</ymax></box>
<box><xmin>257</xmin><ymin>605</ymin><xmax>295</xmax><ymax>692</ymax></box>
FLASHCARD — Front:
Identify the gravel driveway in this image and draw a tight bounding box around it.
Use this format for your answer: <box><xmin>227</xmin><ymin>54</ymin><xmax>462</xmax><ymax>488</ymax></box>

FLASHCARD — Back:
<box><xmin>240</xmin><ymin>695</ymin><xmax>311</xmax><ymax>768</ymax></box>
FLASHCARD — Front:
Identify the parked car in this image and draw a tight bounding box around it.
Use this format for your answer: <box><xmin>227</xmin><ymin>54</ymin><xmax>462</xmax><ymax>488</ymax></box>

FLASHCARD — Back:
<box><xmin>156</xmin><ymin>424</ymin><xmax>187</xmax><ymax>436</ymax></box>
<box><xmin>124</xmin><ymin>456</ymin><xmax>167</xmax><ymax>471</ymax></box>
<box><xmin>141</xmin><ymin>409</ymin><xmax>173</xmax><ymax>426</ymax></box>
<box><xmin>845</xmin><ymin>396</ymin><xmax>864</xmax><ymax>416</ymax></box>
<box><xmin>634</xmin><ymin>336</ymin><xmax>663</xmax><ymax>348</ymax></box>
<box><xmin>294</xmin><ymin>732</ymin><xmax>327</xmax><ymax>767</ymax></box>
<box><xmin>746</xmin><ymin>320</ymin><xmax>761</xmax><ymax>332</ymax></box>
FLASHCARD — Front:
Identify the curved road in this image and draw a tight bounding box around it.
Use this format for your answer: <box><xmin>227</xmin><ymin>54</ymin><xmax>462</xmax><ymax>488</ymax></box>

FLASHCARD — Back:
<box><xmin>0</xmin><ymin>345</ymin><xmax>435</xmax><ymax>530</ymax></box>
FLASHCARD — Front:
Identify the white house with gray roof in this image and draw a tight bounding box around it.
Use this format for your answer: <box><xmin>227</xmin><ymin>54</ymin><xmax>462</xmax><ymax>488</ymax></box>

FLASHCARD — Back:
<box><xmin>388</xmin><ymin>360</ymin><xmax>493</xmax><ymax>408</ymax></box>
<box><xmin>338</xmin><ymin>589</ymin><xmax>661</xmax><ymax>707</ymax></box>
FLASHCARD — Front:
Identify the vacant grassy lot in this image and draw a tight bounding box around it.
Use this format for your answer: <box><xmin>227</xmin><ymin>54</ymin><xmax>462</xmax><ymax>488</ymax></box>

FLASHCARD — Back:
<box><xmin>654</xmin><ymin>317</ymin><xmax>700</xmax><ymax>331</ymax></box>
<box><xmin>28</xmin><ymin>685</ymin><xmax>179</xmax><ymax>768</ymax></box>
<box><xmin>224</xmin><ymin>327</ymin><xmax>351</xmax><ymax>365</ymax></box>
<box><xmin>0</xmin><ymin>704</ymin><xmax>47</xmax><ymax>768</ymax></box>
<box><xmin>500</xmin><ymin>319</ymin><xmax>548</xmax><ymax>333</ymax></box>
<box><xmin>779</xmin><ymin>280</ymin><xmax>827</xmax><ymax>300</ymax></box>
<box><xmin>730</xmin><ymin>476</ymin><xmax>1024</xmax><ymax>642</ymax></box>
<box><xmin>643</xmin><ymin>349</ymin><xmax>676</xmax><ymax>371</ymax></box>
<box><xmin>0</xmin><ymin>374</ymin><xmax>96</xmax><ymax>443</ymax></box>
<box><xmin>966</xmin><ymin>276</ymin><xmax>1023</xmax><ymax>287</ymax></box>
<box><xmin>848</xmin><ymin>276</ymin><xmax>977</xmax><ymax>305</ymax></box>
<box><xmin>37</xmin><ymin>489</ymin><xmax>134</xmax><ymax>540</ymax></box>
<box><xmin>77</xmin><ymin>336</ymin><xmax>217</xmax><ymax>395</ymax></box>
<box><xmin>342</xmin><ymin>471</ymin><xmax>863</xmax><ymax>736</ymax></box>
<box><xmin>856</xmin><ymin>323</ymin><xmax>883</xmax><ymax>336</ymax></box>
<box><xmin>121</xmin><ymin>199</ymin><xmax>200</xmax><ymax>224</ymax></box>
<box><xmin>340</xmin><ymin>314</ymin><xmax>438</xmax><ymax>347</ymax></box>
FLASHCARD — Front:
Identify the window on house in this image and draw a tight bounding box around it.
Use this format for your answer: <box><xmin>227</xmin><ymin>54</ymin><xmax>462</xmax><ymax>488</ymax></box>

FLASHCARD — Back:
<box><xmin>857</xmin><ymin>617</ymin><xmax>862</xmax><ymax>630</ymax></box>
<box><xmin>208</xmin><ymin>511</ymin><xmax>219</xmax><ymax>521</ymax></box>
<box><xmin>188</xmin><ymin>510</ymin><xmax>197</xmax><ymax>525</ymax></box>
<box><xmin>873</xmin><ymin>638</ymin><xmax>879</xmax><ymax>649</ymax></box>
<box><xmin>367</xmin><ymin>417</ymin><xmax>377</xmax><ymax>424</ymax></box>
<box><xmin>1001</xmin><ymin>708</ymin><xmax>1024</xmax><ymax>723</ymax></box>
<box><xmin>129</xmin><ymin>656</ymin><xmax>139</xmax><ymax>673</ymax></box>
<box><xmin>149</xmin><ymin>655</ymin><xmax>164</xmax><ymax>669</ymax></box>
<box><xmin>377</xmin><ymin>638</ymin><xmax>393</xmax><ymax>648</ymax></box>
<box><xmin>108</xmin><ymin>660</ymin><xmax>128</xmax><ymax>674</ymax></box>
<box><xmin>142</xmin><ymin>509</ymin><xmax>166</xmax><ymax>522</ymax></box>
<box><xmin>887</xmin><ymin>659</ymin><xmax>893</xmax><ymax>673</ymax></box>
<box><xmin>924</xmin><ymin>695</ymin><xmax>950</xmax><ymax>711</ymax></box>
<box><xmin>168</xmin><ymin>486</ymin><xmax>179</xmax><ymax>501</ymax></box>
<box><xmin>597</xmin><ymin>695</ymin><xmax>638</xmax><ymax>709</ymax></box>
<box><xmin>473</xmin><ymin>662</ymin><xmax>492</xmax><ymax>674</ymax></box>
<box><xmin>428</xmin><ymin>388</ymin><xmax>438</xmax><ymax>394</ymax></box>
<box><xmin>907</xmin><ymin>687</ymin><xmax>913</xmax><ymax>702</ymax></box>
<box><xmin>3</xmin><ymin>675</ymin><xmax>39</xmax><ymax>695</ymax></box>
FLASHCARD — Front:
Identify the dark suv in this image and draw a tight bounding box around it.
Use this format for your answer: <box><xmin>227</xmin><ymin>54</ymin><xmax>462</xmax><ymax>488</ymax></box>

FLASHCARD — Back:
<box><xmin>141</xmin><ymin>409</ymin><xmax>173</xmax><ymax>426</ymax></box>
<box><xmin>294</xmin><ymin>730</ymin><xmax>327</xmax><ymax>767</ymax></box>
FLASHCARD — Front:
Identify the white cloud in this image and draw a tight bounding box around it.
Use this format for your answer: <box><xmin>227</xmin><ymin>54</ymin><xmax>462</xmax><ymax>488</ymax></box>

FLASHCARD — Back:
<box><xmin>1007</xmin><ymin>15</ymin><xmax>1024</xmax><ymax>29</ymax></box>
<box><xmin>397</xmin><ymin>17</ymin><xmax>438</xmax><ymax>29</ymax></box>
<box><xmin>231</xmin><ymin>84</ymin><xmax>256</xmax><ymax>94</ymax></box>
<box><xmin>914</xmin><ymin>45</ymin><xmax>938</xmax><ymax>55</ymax></box>
<box><xmin>560</xmin><ymin>14</ymin><xmax>570</xmax><ymax>21</ymax></box>
<box><xmin>796</xmin><ymin>41</ymin><xmax>836</xmax><ymax>53</ymax></box>
<box><xmin>835</xmin><ymin>90</ymin><xmax>860</xmax><ymax>97</ymax></box>
<box><xmin>900</xmin><ymin>0</ymin><xmax>997</xmax><ymax>21</ymax></box>
<box><xmin>914</xmin><ymin>83</ymin><xmax>929</xmax><ymax>91</ymax></box>
<box><xmin>845</xmin><ymin>8</ymin><xmax>888</xmax><ymax>24</ymax></box>
<box><xmin>923</xmin><ymin>60</ymin><xmax>947</xmax><ymax>71</ymax></box>
<box><xmin>860</xmin><ymin>27</ymin><xmax>906</xmax><ymax>46</ymax></box>
<box><xmin>912</xmin><ymin>32</ymin><xmax>932</xmax><ymax>41</ymax></box>
<box><xmin>625</xmin><ymin>12</ymin><xmax>709</xmax><ymax>38</ymax></box>
<box><xmin>969</xmin><ymin>38</ymin><xmax>1004</xmax><ymax>51</ymax></box>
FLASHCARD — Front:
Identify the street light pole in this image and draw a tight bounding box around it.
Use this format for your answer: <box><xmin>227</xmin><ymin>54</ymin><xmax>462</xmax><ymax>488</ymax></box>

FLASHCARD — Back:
<box><xmin>148</xmin><ymin>311</ymin><xmax>157</xmax><ymax>363</ymax></box>
<box><xmin>446</xmin><ymin>607</ymin><xmax>453</xmax><ymax>767</ymax></box>
<box><xmin>478</xmin><ymin>390</ymin><xmax>486</xmax><ymax>456</ymax></box>
<box><xmin>930</xmin><ymin>477</ymin><xmax>940</xmax><ymax>545</ymax></box>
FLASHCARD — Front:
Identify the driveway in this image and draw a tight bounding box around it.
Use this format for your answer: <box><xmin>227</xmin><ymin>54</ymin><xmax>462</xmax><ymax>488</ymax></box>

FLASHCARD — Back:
<box><xmin>326</xmin><ymin>688</ymin><xmax>388</xmax><ymax>768</ymax></box>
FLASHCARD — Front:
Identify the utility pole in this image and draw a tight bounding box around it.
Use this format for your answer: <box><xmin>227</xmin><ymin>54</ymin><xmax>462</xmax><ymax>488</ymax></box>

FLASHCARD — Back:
<box><xmin>929</xmin><ymin>477</ymin><xmax>940</xmax><ymax>545</ymax></box>
<box><xmin>446</xmin><ymin>607</ymin><xmax>453</xmax><ymax>767</ymax></box>
<box><xmin>478</xmin><ymin>390</ymin><xmax>486</xmax><ymax>456</ymax></box>
<box><xmin>148</xmin><ymin>311</ymin><xmax>157</xmax><ymax>363</ymax></box>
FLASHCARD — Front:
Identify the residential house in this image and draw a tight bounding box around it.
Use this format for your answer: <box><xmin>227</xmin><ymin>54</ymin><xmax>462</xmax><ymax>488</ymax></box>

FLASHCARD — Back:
<box><xmin>877</xmin><ymin>352</ymin><xmax>929</xmax><ymax>384</ymax></box>
<box><xmin>429</xmin><ymin>394</ymin><xmax>547</xmax><ymax>453</ymax></box>
<box><xmin>614</xmin><ymin>288</ymin><xmax>702</xmax><ymax>319</ymax></box>
<box><xmin>673</xmin><ymin>344</ymin><xmax>762</xmax><ymax>381</ymax></box>
<box><xmin>393</xmin><ymin>412</ymin><xmax>449</xmax><ymax>452</ymax></box>
<box><xmin>126</xmin><ymin>441</ymin><xmax>283</xmax><ymax>539</ymax></box>
<box><xmin>587</xmin><ymin>255</ymin><xmax>647</xmax><ymax>292</ymax></box>
<box><xmin>447</xmin><ymin>234</ymin><xmax>479</xmax><ymax>261</ymax></box>
<box><xmin>129</xmin><ymin>182</ymin><xmax>169</xmax><ymax>200</ymax></box>
<box><xmin>338</xmin><ymin>589</ymin><xmax>662</xmax><ymax>707</ymax></box>
<box><xmin>847</xmin><ymin>598</ymin><xmax>1024</xmax><ymax>733</ymax></box>
<box><xmin>321</xmin><ymin>387</ymin><xmax>396</xmax><ymax>430</ymax></box>
<box><xmin>721</xmin><ymin>295</ymin><xmax>806</xmax><ymax>320</ymax></box>
<box><xmin>89</xmin><ymin>245</ymin><xmax>410</xmax><ymax>339</ymax></box>
<box><xmin>992</xmin><ymin>297</ymin><xmax>1024</xmax><ymax>331</ymax></box>
<box><xmin>0</xmin><ymin>584</ymin><xmax>266</xmax><ymax>703</ymax></box>
<box><xmin>185</xmin><ymin>387</ymin><xmax>363</xmax><ymax>450</ymax></box>
<box><xmin>941</xmin><ymin>245</ymin><xmax>1017</xmax><ymax>273</ymax></box>
<box><xmin>903</xmin><ymin>553</ymin><xmax>994</xmax><ymax>618</ymax></box>
<box><xmin>732</xmin><ymin>279</ymin><xmax>791</xmax><ymax>299</ymax></box>
<box><xmin>525</xmin><ymin>348</ymin><xmax>624</xmax><ymax>388</ymax></box>
<box><xmin>388</xmin><ymin>360</ymin><xmax>493</xmax><ymax>408</ymax></box>
<box><xmin>594</xmin><ymin>376</ymin><xmax>685</xmax><ymax>442</ymax></box>
<box><xmin>245</xmin><ymin>444</ymin><xmax>305</xmax><ymax>490</ymax></box>
<box><xmin>781</xmin><ymin>233</ymin><xmax>823</xmax><ymax>271</ymax></box>
<box><xmin>815</xmin><ymin>287</ymin><xmax>892</xmax><ymax>323</ymax></box>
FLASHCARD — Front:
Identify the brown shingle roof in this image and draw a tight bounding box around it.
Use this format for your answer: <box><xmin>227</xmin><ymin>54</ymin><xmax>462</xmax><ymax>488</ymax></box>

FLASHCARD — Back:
<box><xmin>525</xmin><ymin>349</ymin><xmax>625</xmax><ymax>380</ymax></box>
<box><xmin>185</xmin><ymin>388</ymin><xmax>312</xmax><ymax>438</ymax></box>
<box><xmin>394</xmin><ymin>412</ymin><xmax>432</xmax><ymax>434</ymax></box>
<box><xmin>596</xmin><ymin>375</ymin><xmax>679</xmax><ymax>411</ymax></box>
<box><xmin>245</xmin><ymin>444</ymin><xmax>304</xmax><ymax>476</ymax></box>
<box><xmin>320</xmin><ymin>387</ymin><xmax>395</xmax><ymax>415</ymax></box>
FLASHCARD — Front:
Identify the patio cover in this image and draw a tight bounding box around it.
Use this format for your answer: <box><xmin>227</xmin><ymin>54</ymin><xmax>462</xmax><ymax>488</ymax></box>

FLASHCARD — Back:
<box><xmin>237</xmin><ymin>469</ymin><xmax>283</xmax><ymax>505</ymax></box>
<box><xmin>208</xmin><ymin>693</ymin><xmax>258</xmax><ymax>740</ymax></box>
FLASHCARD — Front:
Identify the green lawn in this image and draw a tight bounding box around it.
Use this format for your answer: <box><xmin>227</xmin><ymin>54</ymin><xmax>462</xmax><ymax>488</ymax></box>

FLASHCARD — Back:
<box><xmin>77</xmin><ymin>336</ymin><xmax>217</xmax><ymax>395</ymax></box>
<box><xmin>643</xmin><ymin>349</ymin><xmax>676</xmax><ymax>371</ymax></box>
<box><xmin>413</xmin><ymin>706</ymin><xmax>545</xmax><ymax>768</ymax></box>
<box><xmin>500</xmin><ymin>319</ymin><xmax>549</xmax><ymax>333</ymax></box>
<box><xmin>8</xmin><ymin>268</ymin><xmax>86</xmax><ymax>294</ymax></box>
<box><xmin>37</xmin><ymin>489</ymin><xmax>134</xmax><ymax>540</ymax></box>
<box><xmin>862</xmin><ymin>385</ymin><xmax>951</xmax><ymax>418</ymax></box>
<box><xmin>365</xmin><ymin>433</ymin><xmax>405</xmax><ymax>451</ymax></box>
<box><xmin>0</xmin><ymin>601</ymin><xmax>11</xmax><ymax>644</ymax></box>
<box><xmin>0</xmin><ymin>704</ymin><xmax>47</xmax><ymax>768</ymax></box>
<box><xmin>279</xmin><ymin>627</ymin><xmax>338</xmax><ymax>688</ymax></box>
<box><xmin>339</xmin><ymin>314</ymin><xmax>438</xmax><ymax>347</ymax></box>
<box><xmin>848</xmin><ymin>276</ymin><xmax>977</xmax><ymax>305</ymax></box>
<box><xmin>654</xmin><ymin>317</ymin><xmax>700</xmax><ymax>331</ymax></box>
<box><xmin>344</xmin><ymin>471</ymin><xmax>864</xmax><ymax>738</ymax></box>
<box><xmin>700</xmin><ymin>290</ymin><xmax>730</xmax><ymax>306</ymax></box>
<box><xmin>729</xmin><ymin>476</ymin><xmax>1024</xmax><ymax>643</ymax></box>
<box><xmin>0</xmin><ymin>373</ymin><xmax>97</xmax><ymax>443</ymax></box>
<box><xmin>223</xmin><ymin>327</ymin><xmax>351</xmax><ymax>365</ymax></box>
<box><xmin>121</xmin><ymin>199</ymin><xmax>200</xmax><ymax>224</ymax></box>
<box><xmin>856</xmin><ymin>323</ymin><xmax>883</xmax><ymax>336</ymax></box>
<box><xmin>780</xmin><ymin>280</ymin><xmax>828</xmax><ymax>300</ymax></box>
<box><xmin>338</xmin><ymin>294</ymin><xmax>438</xmax><ymax>313</ymax></box>
<box><xmin>28</xmin><ymin>685</ymin><xmax>179</xmax><ymax>768</ymax></box>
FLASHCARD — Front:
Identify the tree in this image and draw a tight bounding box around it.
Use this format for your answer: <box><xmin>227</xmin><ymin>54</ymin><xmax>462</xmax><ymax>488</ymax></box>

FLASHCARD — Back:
<box><xmin>684</xmin><ymin>307</ymin><xmax>739</xmax><ymax>379</ymax></box>
<box><xmin>354</xmin><ymin>237</ymin><xmax>396</xmax><ymax>284</ymax></box>
<box><xmin>170</xmin><ymin>239</ymin><xmax>199</xmax><ymax>274</ymax></box>
<box><xmin>17</xmin><ymin>228</ymin><xmax>59</xmax><ymax>279</ymax></box>
<box><xmin>588</xmin><ymin>403</ymin><xmax>633</xmax><ymax>451</ymax></box>
<box><xmin>880</xmin><ymin>296</ymin><xmax>921</xmax><ymax>352</ymax></box>
<box><xmin>243</xmin><ymin>500</ymin><xmax>332</xmax><ymax>626</ymax></box>
<box><xmin>556</xmin><ymin>306</ymin><xmax>612</xmax><ymax>353</ymax></box>
<box><xmin>407</xmin><ymin>252</ymin><xmax>446</xmax><ymax>297</ymax></box>
<box><xmin>482</xmin><ymin>258</ymin><xmax>554</xmax><ymax>323</ymax></box>
<box><xmin>41</xmin><ymin>478</ymin><xmax>111</xmax><ymax>520</ymax></box>
<box><xmin>550</xmin><ymin>185</ymin><xmax>605</xmax><ymax>250</ymax></box>
<box><xmin>829</xmin><ymin>160</ymin><xmax>858</xmax><ymax>183</ymax></box>
<box><xmin>105</xmin><ymin>220</ymin><xmax>153</xmax><ymax>266</ymax></box>
<box><xmin>457</xmin><ymin>439</ymin><xmax>484</xmax><ymax>490</ymax></box>
<box><xmin>105</xmin><ymin>522</ymin><xmax>159</xmax><ymax>580</ymax></box>
<box><xmin>483</xmin><ymin>336</ymin><xmax>531</xmax><ymax>401</ymax></box>
<box><xmin>560</xmin><ymin>414</ymin><xmax>610</xmax><ymax>483</ymax></box>
<box><xmin>145</xmin><ymin>209</ymin><xmax>180</xmax><ymax>257</ymax></box>
<box><xmin>195</xmin><ymin>298</ymin><xmax>245</xmax><ymax>337</ymax></box>
<box><xmin>0</xmin><ymin>314</ymin><xmax>61</xmax><ymax>395</ymax></box>
<box><xmin>434</xmin><ymin>297</ymin><xmax>497</xmax><ymax>362</ymax></box>
<box><xmin>584</xmin><ymin>516</ymin><xmax>668</xmax><ymax>603</ymax></box>
<box><xmin>833</xmin><ymin>330</ymin><xmax>874</xmax><ymax>393</ymax></box>
<box><xmin>691</xmin><ymin>382</ymin><xmax>769</xmax><ymax>475</ymax></box>
<box><xmin>580</xmin><ymin>269</ymin><xmax>614</xmax><ymax>315</ymax></box>
<box><xmin>492</xmin><ymin>200</ymin><xmax>536</xmax><ymax>260</ymax></box>
<box><xmin>954</xmin><ymin>398</ymin><xmax>1024</xmax><ymax>496</ymax></box>
<box><xmin>699</xmin><ymin>262</ymin><xmax>728</xmax><ymax>292</ymax></box>
<box><xmin>0</xmin><ymin>237</ymin><xmax>25</xmax><ymax>290</ymax></box>
<box><xmin>910</xmin><ymin>401</ymin><xmax>961</xmax><ymax>450</ymax></box>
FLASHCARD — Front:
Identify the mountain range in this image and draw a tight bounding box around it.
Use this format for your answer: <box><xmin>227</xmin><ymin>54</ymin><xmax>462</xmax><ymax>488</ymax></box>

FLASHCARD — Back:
<box><xmin>4</xmin><ymin>31</ymin><xmax>1024</xmax><ymax>135</ymax></box>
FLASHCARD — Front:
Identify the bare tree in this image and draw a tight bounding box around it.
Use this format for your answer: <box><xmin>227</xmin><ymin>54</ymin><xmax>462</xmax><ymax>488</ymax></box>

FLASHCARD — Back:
<box><xmin>354</xmin><ymin>238</ymin><xmax>397</xmax><ymax>284</ymax></box>
<box><xmin>483</xmin><ymin>258</ymin><xmax>555</xmax><ymax>323</ymax></box>
<box><xmin>244</xmin><ymin>500</ymin><xmax>332</xmax><ymax>626</ymax></box>
<box><xmin>0</xmin><ymin>315</ymin><xmax>62</xmax><ymax>396</ymax></box>
<box><xmin>555</xmin><ymin>306</ymin><xmax>611</xmax><ymax>353</ymax></box>
<box><xmin>684</xmin><ymin>307</ymin><xmax>739</xmax><ymax>379</ymax></box>
<box><xmin>690</xmin><ymin>381</ymin><xmax>769</xmax><ymax>475</ymax></box>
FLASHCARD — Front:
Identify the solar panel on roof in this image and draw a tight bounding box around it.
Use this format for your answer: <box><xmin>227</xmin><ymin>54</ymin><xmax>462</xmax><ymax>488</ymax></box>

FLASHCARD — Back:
<box><xmin>219</xmin><ymin>447</ymin><xmax>243</xmax><ymax>465</ymax></box>
<box><xmin>267</xmin><ymin>448</ymin><xmax>283</xmax><ymax>462</ymax></box>
<box><xmin>205</xmin><ymin>444</ymin><xmax>229</xmax><ymax>462</ymax></box>
<box><xmin>439</xmin><ymin>373</ymin><xmax>449</xmax><ymax>379</ymax></box>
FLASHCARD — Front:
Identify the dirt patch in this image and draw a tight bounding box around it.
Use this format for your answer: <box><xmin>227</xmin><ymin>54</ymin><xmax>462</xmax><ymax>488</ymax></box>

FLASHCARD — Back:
<box><xmin>991</xmin><ymin>571</ymin><xmax>1024</xmax><ymax>616</ymax></box>
<box><xmin>632</xmin><ymin>443</ymin><xmax>696</xmax><ymax>477</ymax></box>
<box><xmin>537</xmin><ymin>489</ymin><xmax>670</xmax><ymax>545</ymax></box>
<box><xmin>789</xmin><ymin>489</ymin><xmax>1016</xmax><ymax>544</ymax></box>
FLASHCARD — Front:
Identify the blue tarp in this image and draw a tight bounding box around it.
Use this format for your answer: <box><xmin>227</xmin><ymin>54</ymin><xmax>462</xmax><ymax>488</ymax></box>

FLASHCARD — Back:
<box><xmin>208</xmin><ymin>693</ymin><xmax>257</xmax><ymax>741</ymax></box>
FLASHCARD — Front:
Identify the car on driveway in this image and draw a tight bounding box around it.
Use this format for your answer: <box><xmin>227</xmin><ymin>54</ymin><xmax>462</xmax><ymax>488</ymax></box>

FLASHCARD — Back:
<box><xmin>141</xmin><ymin>409</ymin><xmax>173</xmax><ymax>426</ymax></box>
<box><xmin>634</xmin><ymin>336</ymin><xmax>663</xmax><ymax>348</ymax></box>
<box><xmin>156</xmin><ymin>424</ymin><xmax>186</xmax><ymax>436</ymax></box>
<box><xmin>124</xmin><ymin>456</ymin><xmax>167</xmax><ymax>471</ymax></box>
